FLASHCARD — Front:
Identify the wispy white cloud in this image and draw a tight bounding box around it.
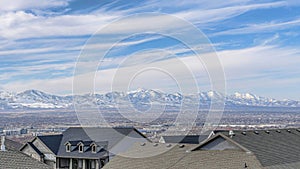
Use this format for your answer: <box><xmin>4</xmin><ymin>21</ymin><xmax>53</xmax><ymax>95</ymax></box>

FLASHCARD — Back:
<box><xmin>258</xmin><ymin>33</ymin><xmax>280</xmax><ymax>46</ymax></box>
<box><xmin>175</xmin><ymin>1</ymin><xmax>286</xmax><ymax>24</ymax></box>
<box><xmin>0</xmin><ymin>1</ymin><xmax>287</xmax><ymax>40</ymax></box>
<box><xmin>3</xmin><ymin>43</ymin><xmax>300</xmax><ymax>99</ymax></box>
<box><xmin>0</xmin><ymin>11</ymin><xmax>118</xmax><ymax>40</ymax></box>
<box><xmin>0</xmin><ymin>0</ymin><xmax>70</xmax><ymax>12</ymax></box>
<box><xmin>214</xmin><ymin>18</ymin><xmax>300</xmax><ymax>36</ymax></box>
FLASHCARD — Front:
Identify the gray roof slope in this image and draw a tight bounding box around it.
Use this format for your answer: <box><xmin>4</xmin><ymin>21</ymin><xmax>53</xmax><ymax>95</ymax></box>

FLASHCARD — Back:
<box><xmin>5</xmin><ymin>138</ymin><xmax>23</xmax><ymax>151</ymax></box>
<box><xmin>103</xmin><ymin>143</ymin><xmax>263</xmax><ymax>169</ymax></box>
<box><xmin>0</xmin><ymin>149</ymin><xmax>52</xmax><ymax>169</ymax></box>
<box><xmin>161</xmin><ymin>135</ymin><xmax>208</xmax><ymax>144</ymax></box>
<box><xmin>27</xmin><ymin>142</ymin><xmax>43</xmax><ymax>156</ymax></box>
<box><xmin>217</xmin><ymin>128</ymin><xmax>300</xmax><ymax>168</ymax></box>
<box><xmin>264</xmin><ymin>161</ymin><xmax>300</xmax><ymax>169</ymax></box>
<box><xmin>37</xmin><ymin>134</ymin><xmax>62</xmax><ymax>154</ymax></box>
<box><xmin>57</xmin><ymin>127</ymin><xmax>149</xmax><ymax>158</ymax></box>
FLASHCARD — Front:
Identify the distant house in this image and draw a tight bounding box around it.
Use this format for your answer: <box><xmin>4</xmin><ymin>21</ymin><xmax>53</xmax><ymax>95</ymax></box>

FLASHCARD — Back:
<box><xmin>20</xmin><ymin>135</ymin><xmax>62</xmax><ymax>168</ymax></box>
<box><xmin>0</xmin><ymin>136</ymin><xmax>52</xmax><ymax>169</ymax></box>
<box><xmin>21</xmin><ymin>127</ymin><xmax>150</xmax><ymax>169</ymax></box>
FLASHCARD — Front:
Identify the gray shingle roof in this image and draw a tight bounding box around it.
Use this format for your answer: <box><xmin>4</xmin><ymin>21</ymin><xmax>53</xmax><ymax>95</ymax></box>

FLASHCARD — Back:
<box><xmin>57</xmin><ymin>127</ymin><xmax>149</xmax><ymax>159</ymax></box>
<box><xmin>27</xmin><ymin>142</ymin><xmax>43</xmax><ymax>156</ymax></box>
<box><xmin>264</xmin><ymin>161</ymin><xmax>300</xmax><ymax>169</ymax></box>
<box><xmin>217</xmin><ymin>128</ymin><xmax>300</xmax><ymax>168</ymax></box>
<box><xmin>103</xmin><ymin>143</ymin><xmax>263</xmax><ymax>169</ymax></box>
<box><xmin>37</xmin><ymin>134</ymin><xmax>62</xmax><ymax>154</ymax></box>
<box><xmin>0</xmin><ymin>149</ymin><xmax>52</xmax><ymax>169</ymax></box>
<box><xmin>160</xmin><ymin>135</ymin><xmax>208</xmax><ymax>144</ymax></box>
<box><xmin>5</xmin><ymin>138</ymin><xmax>23</xmax><ymax>151</ymax></box>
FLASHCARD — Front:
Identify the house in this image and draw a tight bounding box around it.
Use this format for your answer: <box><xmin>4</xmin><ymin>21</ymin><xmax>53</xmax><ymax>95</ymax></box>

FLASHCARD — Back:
<box><xmin>103</xmin><ymin>128</ymin><xmax>300</xmax><ymax>169</ymax></box>
<box><xmin>0</xmin><ymin>136</ymin><xmax>52</xmax><ymax>169</ymax></box>
<box><xmin>21</xmin><ymin>127</ymin><xmax>150</xmax><ymax>169</ymax></box>
<box><xmin>20</xmin><ymin>134</ymin><xmax>62</xmax><ymax>168</ymax></box>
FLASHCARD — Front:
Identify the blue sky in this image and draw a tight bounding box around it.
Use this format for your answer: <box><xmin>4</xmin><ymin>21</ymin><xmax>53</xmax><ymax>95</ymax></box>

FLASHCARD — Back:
<box><xmin>0</xmin><ymin>0</ymin><xmax>300</xmax><ymax>99</ymax></box>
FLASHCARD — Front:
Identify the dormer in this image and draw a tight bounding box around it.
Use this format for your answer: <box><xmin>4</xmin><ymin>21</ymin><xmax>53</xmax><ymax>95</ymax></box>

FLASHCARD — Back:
<box><xmin>65</xmin><ymin>141</ymin><xmax>79</xmax><ymax>152</ymax></box>
<box><xmin>65</xmin><ymin>143</ymin><xmax>71</xmax><ymax>152</ymax></box>
<box><xmin>77</xmin><ymin>142</ymin><xmax>84</xmax><ymax>153</ymax></box>
<box><xmin>90</xmin><ymin>143</ymin><xmax>97</xmax><ymax>153</ymax></box>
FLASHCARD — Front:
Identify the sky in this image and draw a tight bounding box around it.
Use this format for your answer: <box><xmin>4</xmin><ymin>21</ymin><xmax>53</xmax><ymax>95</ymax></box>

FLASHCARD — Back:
<box><xmin>0</xmin><ymin>0</ymin><xmax>300</xmax><ymax>100</ymax></box>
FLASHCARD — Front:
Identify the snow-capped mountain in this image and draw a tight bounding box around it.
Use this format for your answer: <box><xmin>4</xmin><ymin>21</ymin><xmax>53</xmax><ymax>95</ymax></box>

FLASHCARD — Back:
<box><xmin>0</xmin><ymin>89</ymin><xmax>299</xmax><ymax>110</ymax></box>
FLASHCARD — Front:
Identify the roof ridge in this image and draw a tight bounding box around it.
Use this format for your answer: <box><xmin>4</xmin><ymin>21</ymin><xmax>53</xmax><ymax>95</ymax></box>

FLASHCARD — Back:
<box><xmin>190</xmin><ymin>133</ymin><xmax>252</xmax><ymax>153</ymax></box>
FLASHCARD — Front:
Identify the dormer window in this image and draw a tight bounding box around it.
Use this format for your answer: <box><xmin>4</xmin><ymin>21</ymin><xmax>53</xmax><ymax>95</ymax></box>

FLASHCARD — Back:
<box><xmin>92</xmin><ymin>145</ymin><xmax>96</xmax><ymax>153</ymax></box>
<box><xmin>90</xmin><ymin>143</ymin><xmax>98</xmax><ymax>153</ymax></box>
<box><xmin>79</xmin><ymin>144</ymin><xmax>83</xmax><ymax>153</ymax></box>
<box><xmin>66</xmin><ymin>144</ymin><xmax>71</xmax><ymax>152</ymax></box>
<box><xmin>65</xmin><ymin>143</ymin><xmax>71</xmax><ymax>152</ymax></box>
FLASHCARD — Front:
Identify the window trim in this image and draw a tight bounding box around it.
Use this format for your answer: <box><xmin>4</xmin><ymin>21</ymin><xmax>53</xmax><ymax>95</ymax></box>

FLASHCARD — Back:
<box><xmin>92</xmin><ymin>145</ymin><xmax>97</xmax><ymax>153</ymax></box>
<box><xmin>66</xmin><ymin>144</ymin><xmax>71</xmax><ymax>152</ymax></box>
<box><xmin>78</xmin><ymin>143</ymin><xmax>84</xmax><ymax>153</ymax></box>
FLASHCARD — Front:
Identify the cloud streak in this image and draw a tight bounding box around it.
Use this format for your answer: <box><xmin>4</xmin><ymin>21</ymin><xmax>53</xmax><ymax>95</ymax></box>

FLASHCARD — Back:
<box><xmin>214</xmin><ymin>18</ymin><xmax>300</xmax><ymax>36</ymax></box>
<box><xmin>0</xmin><ymin>0</ymin><xmax>70</xmax><ymax>12</ymax></box>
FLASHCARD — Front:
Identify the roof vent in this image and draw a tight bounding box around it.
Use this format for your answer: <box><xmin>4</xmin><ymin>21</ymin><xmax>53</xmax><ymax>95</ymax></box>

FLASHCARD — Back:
<box><xmin>229</xmin><ymin>130</ymin><xmax>235</xmax><ymax>138</ymax></box>
<box><xmin>276</xmin><ymin>130</ymin><xmax>281</xmax><ymax>133</ymax></box>
<box><xmin>166</xmin><ymin>144</ymin><xmax>172</xmax><ymax>148</ymax></box>
<box><xmin>153</xmin><ymin>143</ymin><xmax>158</xmax><ymax>147</ymax></box>
<box><xmin>297</xmin><ymin>129</ymin><xmax>300</xmax><ymax>132</ymax></box>
<box><xmin>265</xmin><ymin>130</ymin><xmax>270</xmax><ymax>134</ymax></box>
<box><xmin>1</xmin><ymin>136</ymin><xmax>5</xmax><ymax>151</ymax></box>
<box><xmin>242</xmin><ymin>131</ymin><xmax>246</xmax><ymax>135</ymax></box>
<box><xmin>179</xmin><ymin>144</ymin><xmax>185</xmax><ymax>148</ymax></box>
<box><xmin>254</xmin><ymin>131</ymin><xmax>259</xmax><ymax>134</ymax></box>
<box><xmin>140</xmin><ymin>143</ymin><xmax>146</xmax><ymax>146</ymax></box>
<box><xmin>287</xmin><ymin>129</ymin><xmax>291</xmax><ymax>133</ymax></box>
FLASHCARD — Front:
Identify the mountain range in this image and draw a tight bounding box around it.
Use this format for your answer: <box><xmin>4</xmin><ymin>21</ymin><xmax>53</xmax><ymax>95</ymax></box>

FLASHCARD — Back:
<box><xmin>0</xmin><ymin>89</ymin><xmax>299</xmax><ymax>110</ymax></box>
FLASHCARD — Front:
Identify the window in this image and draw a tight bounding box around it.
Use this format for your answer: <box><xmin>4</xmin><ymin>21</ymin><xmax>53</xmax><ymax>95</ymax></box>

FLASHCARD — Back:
<box><xmin>79</xmin><ymin>144</ymin><xmax>83</xmax><ymax>153</ymax></box>
<box><xmin>66</xmin><ymin>144</ymin><xmax>71</xmax><ymax>152</ymax></box>
<box><xmin>92</xmin><ymin>145</ymin><xmax>96</xmax><ymax>153</ymax></box>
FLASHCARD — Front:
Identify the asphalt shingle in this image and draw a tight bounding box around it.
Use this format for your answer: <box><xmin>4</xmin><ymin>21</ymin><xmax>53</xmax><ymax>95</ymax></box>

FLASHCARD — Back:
<box><xmin>0</xmin><ymin>149</ymin><xmax>52</xmax><ymax>169</ymax></box>
<box><xmin>103</xmin><ymin>143</ymin><xmax>263</xmax><ymax>169</ymax></box>
<box><xmin>217</xmin><ymin>128</ymin><xmax>300</xmax><ymax>168</ymax></box>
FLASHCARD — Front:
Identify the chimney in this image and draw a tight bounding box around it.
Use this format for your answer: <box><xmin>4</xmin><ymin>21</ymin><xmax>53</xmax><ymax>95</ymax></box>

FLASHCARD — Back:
<box><xmin>1</xmin><ymin>136</ymin><xmax>6</xmax><ymax>151</ymax></box>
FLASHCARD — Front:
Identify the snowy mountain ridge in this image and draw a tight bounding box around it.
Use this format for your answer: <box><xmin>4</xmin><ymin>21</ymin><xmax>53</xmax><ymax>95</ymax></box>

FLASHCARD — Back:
<box><xmin>0</xmin><ymin>89</ymin><xmax>299</xmax><ymax>110</ymax></box>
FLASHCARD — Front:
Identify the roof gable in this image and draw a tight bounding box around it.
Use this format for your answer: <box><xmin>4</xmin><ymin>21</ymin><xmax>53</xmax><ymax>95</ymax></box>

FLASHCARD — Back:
<box><xmin>37</xmin><ymin>134</ymin><xmax>62</xmax><ymax>154</ymax></box>
<box><xmin>199</xmin><ymin>136</ymin><xmax>241</xmax><ymax>151</ymax></box>
<box><xmin>192</xmin><ymin>133</ymin><xmax>251</xmax><ymax>152</ymax></box>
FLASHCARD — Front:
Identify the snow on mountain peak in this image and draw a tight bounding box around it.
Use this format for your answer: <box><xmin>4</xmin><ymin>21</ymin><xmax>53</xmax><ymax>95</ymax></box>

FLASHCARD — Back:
<box><xmin>0</xmin><ymin>89</ymin><xmax>299</xmax><ymax>110</ymax></box>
